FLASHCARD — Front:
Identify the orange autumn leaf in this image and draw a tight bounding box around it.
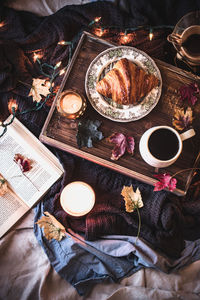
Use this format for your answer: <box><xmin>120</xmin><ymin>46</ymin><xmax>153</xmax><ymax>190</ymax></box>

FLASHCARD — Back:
<box><xmin>172</xmin><ymin>107</ymin><xmax>193</xmax><ymax>131</ymax></box>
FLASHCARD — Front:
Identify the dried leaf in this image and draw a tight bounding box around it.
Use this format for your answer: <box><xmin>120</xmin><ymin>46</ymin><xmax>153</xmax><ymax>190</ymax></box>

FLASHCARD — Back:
<box><xmin>121</xmin><ymin>185</ymin><xmax>143</xmax><ymax>213</ymax></box>
<box><xmin>36</xmin><ymin>211</ymin><xmax>66</xmax><ymax>241</ymax></box>
<box><xmin>172</xmin><ymin>107</ymin><xmax>193</xmax><ymax>131</ymax></box>
<box><xmin>108</xmin><ymin>133</ymin><xmax>135</xmax><ymax>160</ymax></box>
<box><xmin>76</xmin><ymin>119</ymin><xmax>104</xmax><ymax>148</ymax></box>
<box><xmin>179</xmin><ymin>83</ymin><xmax>200</xmax><ymax>106</ymax></box>
<box><xmin>0</xmin><ymin>174</ymin><xmax>8</xmax><ymax>197</ymax></box>
<box><xmin>154</xmin><ymin>173</ymin><xmax>177</xmax><ymax>192</ymax></box>
<box><xmin>29</xmin><ymin>78</ymin><xmax>50</xmax><ymax>103</ymax></box>
<box><xmin>14</xmin><ymin>154</ymin><xmax>32</xmax><ymax>173</ymax></box>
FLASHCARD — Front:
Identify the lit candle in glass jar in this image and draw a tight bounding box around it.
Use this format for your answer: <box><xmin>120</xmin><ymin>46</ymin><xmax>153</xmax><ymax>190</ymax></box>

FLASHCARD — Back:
<box><xmin>57</xmin><ymin>90</ymin><xmax>87</xmax><ymax>119</ymax></box>
<box><xmin>60</xmin><ymin>181</ymin><xmax>95</xmax><ymax>217</ymax></box>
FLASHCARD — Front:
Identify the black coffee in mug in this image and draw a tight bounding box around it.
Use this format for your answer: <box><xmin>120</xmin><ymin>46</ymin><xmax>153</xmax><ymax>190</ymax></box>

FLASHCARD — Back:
<box><xmin>182</xmin><ymin>34</ymin><xmax>200</xmax><ymax>56</ymax></box>
<box><xmin>148</xmin><ymin>128</ymin><xmax>179</xmax><ymax>160</ymax></box>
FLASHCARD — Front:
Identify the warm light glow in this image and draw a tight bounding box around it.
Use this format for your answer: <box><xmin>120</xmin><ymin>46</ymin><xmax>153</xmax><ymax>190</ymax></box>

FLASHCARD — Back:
<box><xmin>33</xmin><ymin>52</ymin><xmax>42</xmax><ymax>62</ymax></box>
<box><xmin>94</xmin><ymin>17</ymin><xmax>101</xmax><ymax>23</ymax></box>
<box><xmin>60</xmin><ymin>182</ymin><xmax>95</xmax><ymax>217</ymax></box>
<box><xmin>58</xmin><ymin>40</ymin><xmax>66</xmax><ymax>45</ymax></box>
<box><xmin>45</xmin><ymin>81</ymin><xmax>51</xmax><ymax>88</ymax></box>
<box><xmin>0</xmin><ymin>121</ymin><xmax>2</xmax><ymax>126</ymax></box>
<box><xmin>149</xmin><ymin>32</ymin><xmax>153</xmax><ymax>41</ymax></box>
<box><xmin>60</xmin><ymin>93</ymin><xmax>82</xmax><ymax>114</ymax></box>
<box><xmin>119</xmin><ymin>32</ymin><xmax>134</xmax><ymax>44</ymax></box>
<box><xmin>59</xmin><ymin>69</ymin><xmax>65</xmax><ymax>75</ymax></box>
<box><xmin>55</xmin><ymin>61</ymin><xmax>61</xmax><ymax>68</ymax></box>
<box><xmin>8</xmin><ymin>99</ymin><xmax>18</xmax><ymax>114</ymax></box>
<box><xmin>0</xmin><ymin>21</ymin><xmax>5</xmax><ymax>28</ymax></box>
<box><xmin>94</xmin><ymin>27</ymin><xmax>105</xmax><ymax>37</ymax></box>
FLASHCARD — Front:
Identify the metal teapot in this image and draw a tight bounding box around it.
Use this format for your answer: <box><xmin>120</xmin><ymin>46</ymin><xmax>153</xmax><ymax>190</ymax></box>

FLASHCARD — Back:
<box><xmin>167</xmin><ymin>11</ymin><xmax>200</xmax><ymax>66</ymax></box>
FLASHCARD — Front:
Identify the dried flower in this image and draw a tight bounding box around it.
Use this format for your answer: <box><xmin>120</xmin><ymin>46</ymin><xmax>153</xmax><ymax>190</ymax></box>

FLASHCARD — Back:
<box><xmin>0</xmin><ymin>174</ymin><xmax>8</xmax><ymax>196</ymax></box>
<box><xmin>179</xmin><ymin>83</ymin><xmax>200</xmax><ymax>106</ymax></box>
<box><xmin>14</xmin><ymin>154</ymin><xmax>32</xmax><ymax>173</ymax></box>
<box><xmin>121</xmin><ymin>185</ymin><xmax>143</xmax><ymax>241</ymax></box>
<box><xmin>172</xmin><ymin>107</ymin><xmax>193</xmax><ymax>131</ymax></box>
<box><xmin>121</xmin><ymin>185</ymin><xmax>143</xmax><ymax>212</ymax></box>
<box><xmin>153</xmin><ymin>168</ymin><xmax>200</xmax><ymax>192</ymax></box>
<box><xmin>154</xmin><ymin>173</ymin><xmax>177</xmax><ymax>192</ymax></box>
<box><xmin>108</xmin><ymin>132</ymin><xmax>135</xmax><ymax>160</ymax></box>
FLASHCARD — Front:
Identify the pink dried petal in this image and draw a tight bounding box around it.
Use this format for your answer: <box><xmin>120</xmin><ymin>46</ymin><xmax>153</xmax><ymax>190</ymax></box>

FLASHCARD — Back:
<box><xmin>179</xmin><ymin>83</ymin><xmax>200</xmax><ymax>106</ymax></box>
<box><xmin>109</xmin><ymin>133</ymin><xmax>127</xmax><ymax>161</ymax></box>
<box><xmin>14</xmin><ymin>154</ymin><xmax>32</xmax><ymax>173</ymax></box>
<box><xmin>153</xmin><ymin>173</ymin><xmax>175</xmax><ymax>191</ymax></box>
<box><xmin>108</xmin><ymin>133</ymin><xmax>135</xmax><ymax>160</ymax></box>
<box><xmin>126</xmin><ymin>136</ymin><xmax>135</xmax><ymax>155</ymax></box>
<box><xmin>108</xmin><ymin>133</ymin><xmax>125</xmax><ymax>145</ymax></box>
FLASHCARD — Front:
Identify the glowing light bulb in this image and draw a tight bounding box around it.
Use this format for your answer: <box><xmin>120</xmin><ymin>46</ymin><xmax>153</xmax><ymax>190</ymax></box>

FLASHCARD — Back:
<box><xmin>0</xmin><ymin>21</ymin><xmax>5</xmax><ymax>28</ymax></box>
<box><xmin>59</xmin><ymin>69</ymin><xmax>65</xmax><ymax>75</ymax></box>
<box><xmin>149</xmin><ymin>32</ymin><xmax>153</xmax><ymax>41</ymax></box>
<box><xmin>45</xmin><ymin>81</ymin><xmax>51</xmax><ymax>88</ymax></box>
<box><xmin>94</xmin><ymin>27</ymin><xmax>104</xmax><ymax>37</ymax></box>
<box><xmin>8</xmin><ymin>99</ymin><xmax>18</xmax><ymax>114</ymax></box>
<box><xmin>33</xmin><ymin>53</ymin><xmax>41</xmax><ymax>63</ymax></box>
<box><xmin>55</xmin><ymin>61</ymin><xmax>61</xmax><ymax>68</ymax></box>
<box><xmin>94</xmin><ymin>17</ymin><xmax>101</xmax><ymax>23</ymax></box>
<box><xmin>58</xmin><ymin>40</ymin><xmax>66</xmax><ymax>45</ymax></box>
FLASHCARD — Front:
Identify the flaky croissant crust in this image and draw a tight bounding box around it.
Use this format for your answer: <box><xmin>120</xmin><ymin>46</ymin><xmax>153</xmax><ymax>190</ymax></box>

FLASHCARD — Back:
<box><xmin>96</xmin><ymin>58</ymin><xmax>159</xmax><ymax>105</ymax></box>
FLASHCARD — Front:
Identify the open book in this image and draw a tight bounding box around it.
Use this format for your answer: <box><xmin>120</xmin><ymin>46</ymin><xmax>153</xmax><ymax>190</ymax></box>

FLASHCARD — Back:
<box><xmin>0</xmin><ymin>116</ymin><xmax>64</xmax><ymax>238</ymax></box>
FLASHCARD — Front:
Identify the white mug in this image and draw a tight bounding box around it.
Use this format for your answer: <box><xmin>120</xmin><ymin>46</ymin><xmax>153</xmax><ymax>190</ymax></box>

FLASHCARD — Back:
<box><xmin>139</xmin><ymin>125</ymin><xmax>195</xmax><ymax>168</ymax></box>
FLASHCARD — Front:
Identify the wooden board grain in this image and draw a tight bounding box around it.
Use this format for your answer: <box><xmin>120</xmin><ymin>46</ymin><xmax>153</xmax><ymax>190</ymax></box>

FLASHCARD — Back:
<box><xmin>40</xmin><ymin>32</ymin><xmax>200</xmax><ymax>196</ymax></box>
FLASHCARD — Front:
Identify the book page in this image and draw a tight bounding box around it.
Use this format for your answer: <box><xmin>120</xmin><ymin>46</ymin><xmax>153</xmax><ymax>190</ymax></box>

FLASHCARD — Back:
<box><xmin>0</xmin><ymin>188</ymin><xmax>28</xmax><ymax>238</ymax></box>
<box><xmin>0</xmin><ymin>117</ymin><xmax>63</xmax><ymax>208</ymax></box>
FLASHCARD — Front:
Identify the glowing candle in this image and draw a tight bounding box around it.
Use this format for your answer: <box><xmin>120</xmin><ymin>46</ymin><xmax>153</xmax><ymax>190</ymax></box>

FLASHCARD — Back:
<box><xmin>60</xmin><ymin>181</ymin><xmax>95</xmax><ymax>217</ymax></box>
<box><xmin>57</xmin><ymin>90</ymin><xmax>87</xmax><ymax>119</ymax></box>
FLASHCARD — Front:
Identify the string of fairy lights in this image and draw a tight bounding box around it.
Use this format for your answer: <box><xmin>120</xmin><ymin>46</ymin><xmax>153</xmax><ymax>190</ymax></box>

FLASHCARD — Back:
<box><xmin>0</xmin><ymin>16</ymin><xmax>174</xmax><ymax>138</ymax></box>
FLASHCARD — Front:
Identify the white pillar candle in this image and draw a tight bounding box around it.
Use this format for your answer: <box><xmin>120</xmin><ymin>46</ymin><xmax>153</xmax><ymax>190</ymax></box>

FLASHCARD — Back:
<box><xmin>60</xmin><ymin>181</ymin><xmax>95</xmax><ymax>217</ymax></box>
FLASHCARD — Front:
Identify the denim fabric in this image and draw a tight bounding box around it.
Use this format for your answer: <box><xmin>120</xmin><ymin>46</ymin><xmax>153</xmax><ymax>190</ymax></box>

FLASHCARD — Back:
<box><xmin>34</xmin><ymin>201</ymin><xmax>200</xmax><ymax>296</ymax></box>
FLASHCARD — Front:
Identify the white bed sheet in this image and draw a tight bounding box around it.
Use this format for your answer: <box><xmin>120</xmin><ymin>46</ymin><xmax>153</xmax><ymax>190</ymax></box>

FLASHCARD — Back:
<box><xmin>0</xmin><ymin>210</ymin><xmax>200</xmax><ymax>300</ymax></box>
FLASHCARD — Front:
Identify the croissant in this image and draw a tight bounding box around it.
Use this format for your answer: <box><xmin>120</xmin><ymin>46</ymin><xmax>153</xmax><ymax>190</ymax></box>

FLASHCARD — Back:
<box><xmin>96</xmin><ymin>58</ymin><xmax>159</xmax><ymax>105</ymax></box>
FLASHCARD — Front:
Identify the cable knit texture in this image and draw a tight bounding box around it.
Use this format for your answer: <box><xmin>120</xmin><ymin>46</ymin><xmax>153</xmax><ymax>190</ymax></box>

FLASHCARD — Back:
<box><xmin>1</xmin><ymin>1</ymin><xmax>200</xmax><ymax>261</ymax></box>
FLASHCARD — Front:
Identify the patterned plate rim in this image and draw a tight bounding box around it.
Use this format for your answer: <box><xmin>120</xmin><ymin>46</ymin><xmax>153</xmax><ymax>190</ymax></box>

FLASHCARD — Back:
<box><xmin>85</xmin><ymin>46</ymin><xmax>162</xmax><ymax>122</ymax></box>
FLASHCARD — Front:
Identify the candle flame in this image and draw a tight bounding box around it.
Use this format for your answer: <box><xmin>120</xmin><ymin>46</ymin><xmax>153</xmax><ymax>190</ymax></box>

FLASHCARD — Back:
<box><xmin>0</xmin><ymin>121</ymin><xmax>2</xmax><ymax>126</ymax></box>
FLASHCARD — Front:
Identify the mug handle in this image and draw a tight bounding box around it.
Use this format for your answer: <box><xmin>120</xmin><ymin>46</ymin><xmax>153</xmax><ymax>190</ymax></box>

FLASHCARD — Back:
<box><xmin>167</xmin><ymin>33</ymin><xmax>182</xmax><ymax>46</ymax></box>
<box><xmin>180</xmin><ymin>128</ymin><xmax>196</xmax><ymax>141</ymax></box>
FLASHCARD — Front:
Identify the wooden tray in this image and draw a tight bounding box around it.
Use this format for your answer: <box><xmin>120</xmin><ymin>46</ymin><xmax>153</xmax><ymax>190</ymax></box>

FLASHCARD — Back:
<box><xmin>40</xmin><ymin>31</ymin><xmax>200</xmax><ymax>196</ymax></box>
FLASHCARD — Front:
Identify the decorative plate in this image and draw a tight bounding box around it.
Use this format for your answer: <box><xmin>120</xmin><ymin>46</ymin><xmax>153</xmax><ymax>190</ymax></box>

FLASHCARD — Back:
<box><xmin>85</xmin><ymin>46</ymin><xmax>162</xmax><ymax>122</ymax></box>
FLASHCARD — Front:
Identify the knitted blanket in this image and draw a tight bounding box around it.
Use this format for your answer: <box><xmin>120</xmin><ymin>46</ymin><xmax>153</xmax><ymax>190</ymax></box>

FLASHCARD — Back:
<box><xmin>1</xmin><ymin>0</ymin><xmax>200</xmax><ymax>295</ymax></box>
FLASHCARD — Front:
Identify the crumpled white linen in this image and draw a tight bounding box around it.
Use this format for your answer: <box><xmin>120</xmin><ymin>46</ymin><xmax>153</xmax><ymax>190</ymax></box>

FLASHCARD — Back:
<box><xmin>0</xmin><ymin>210</ymin><xmax>200</xmax><ymax>300</ymax></box>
